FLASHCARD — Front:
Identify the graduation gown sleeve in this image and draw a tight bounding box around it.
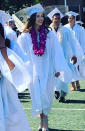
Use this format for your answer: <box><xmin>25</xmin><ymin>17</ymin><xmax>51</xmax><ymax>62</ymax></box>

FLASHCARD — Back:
<box><xmin>50</xmin><ymin>32</ymin><xmax>72</xmax><ymax>83</ymax></box>
<box><xmin>0</xmin><ymin>48</ymin><xmax>32</xmax><ymax>92</ymax></box>
<box><xmin>17</xmin><ymin>33</ymin><xmax>33</xmax><ymax>81</ymax></box>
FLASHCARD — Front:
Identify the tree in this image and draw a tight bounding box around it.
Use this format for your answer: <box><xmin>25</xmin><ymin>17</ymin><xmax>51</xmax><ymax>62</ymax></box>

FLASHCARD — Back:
<box><xmin>0</xmin><ymin>0</ymin><xmax>46</xmax><ymax>14</ymax></box>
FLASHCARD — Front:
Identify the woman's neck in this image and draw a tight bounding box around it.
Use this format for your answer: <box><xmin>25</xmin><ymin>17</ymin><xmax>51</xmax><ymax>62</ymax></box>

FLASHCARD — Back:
<box><xmin>35</xmin><ymin>25</ymin><xmax>41</xmax><ymax>34</ymax></box>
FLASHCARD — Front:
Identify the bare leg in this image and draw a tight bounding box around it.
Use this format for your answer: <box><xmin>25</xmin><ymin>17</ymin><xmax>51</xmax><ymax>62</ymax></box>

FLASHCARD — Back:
<box><xmin>40</xmin><ymin>113</ymin><xmax>43</xmax><ymax>128</ymax></box>
<box><xmin>71</xmin><ymin>82</ymin><xmax>76</xmax><ymax>91</ymax></box>
<box><xmin>76</xmin><ymin>81</ymin><xmax>80</xmax><ymax>90</ymax></box>
<box><xmin>38</xmin><ymin>113</ymin><xmax>43</xmax><ymax>131</ymax></box>
<box><xmin>42</xmin><ymin>114</ymin><xmax>49</xmax><ymax>131</ymax></box>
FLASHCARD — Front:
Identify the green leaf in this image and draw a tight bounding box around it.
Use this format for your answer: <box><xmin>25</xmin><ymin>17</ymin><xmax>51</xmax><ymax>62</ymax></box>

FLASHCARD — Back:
<box><xmin>35</xmin><ymin>0</ymin><xmax>39</xmax><ymax>4</ymax></box>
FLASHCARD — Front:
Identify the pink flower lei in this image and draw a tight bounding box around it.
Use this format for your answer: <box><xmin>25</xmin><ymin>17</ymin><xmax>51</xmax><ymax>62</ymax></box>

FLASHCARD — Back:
<box><xmin>30</xmin><ymin>26</ymin><xmax>47</xmax><ymax>56</ymax></box>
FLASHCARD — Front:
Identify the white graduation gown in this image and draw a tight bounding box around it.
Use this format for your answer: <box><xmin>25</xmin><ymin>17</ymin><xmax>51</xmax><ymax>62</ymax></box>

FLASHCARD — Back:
<box><xmin>10</xmin><ymin>41</ymin><xmax>29</xmax><ymax>63</ymax></box>
<box><xmin>0</xmin><ymin>48</ymin><xmax>31</xmax><ymax>92</ymax></box>
<box><xmin>5</xmin><ymin>26</ymin><xmax>17</xmax><ymax>42</ymax></box>
<box><xmin>0</xmin><ymin>50</ymin><xmax>31</xmax><ymax>131</ymax></box>
<box><xmin>49</xmin><ymin>23</ymin><xmax>63</xmax><ymax>43</ymax></box>
<box><xmin>17</xmin><ymin>31</ymin><xmax>72</xmax><ymax>116</ymax></box>
<box><xmin>51</xmin><ymin>24</ymin><xmax>84</xmax><ymax>80</ymax></box>
<box><xmin>65</xmin><ymin>23</ymin><xmax>85</xmax><ymax>79</ymax></box>
<box><xmin>65</xmin><ymin>23</ymin><xmax>85</xmax><ymax>53</ymax></box>
<box><xmin>49</xmin><ymin>23</ymin><xmax>69</xmax><ymax>93</ymax></box>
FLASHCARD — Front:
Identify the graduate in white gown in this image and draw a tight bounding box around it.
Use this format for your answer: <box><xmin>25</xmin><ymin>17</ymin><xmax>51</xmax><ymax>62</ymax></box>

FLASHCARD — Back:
<box><xmin>48</xmin><ymin>8</ymin><xmax>68</xmax><ymax>102</ymax></box>
<box><xmin>65</xmin><ymin>11</ymin><xmax>85</xmax><ymax>91</ymax></box>
<box><xmin>5</xmin><ymin>19</ymin><xmax>17</xmax><ymax>42</ymax></box>
<box><xmin>17</xmin><ymin>3</ymin><xmax>72</xmax><ymax>131</ymax></box>
<box><xmin>0</xmin><ymin>22</ymin><xmax>31</xmax><ymax>131</ymax></box>
<box><xmin>48</xmin><ymin>8</ymin><xmax>84</xmax><ymax>101</ymax></box>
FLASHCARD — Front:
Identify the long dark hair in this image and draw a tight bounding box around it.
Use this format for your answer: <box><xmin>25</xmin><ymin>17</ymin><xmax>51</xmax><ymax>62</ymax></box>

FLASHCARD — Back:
<box><xmin>0</xmin><ymin>23</ymin><xmax>10</xmax><ymax>48</ymax></box>
<box><xmin>23</xmin><ymin>13</ymin><xmax>49</xmax><ymax>33</ymax></box>
<box><xmin>0</xmin><ymin>23</ymin><xmax>4</xmax><ymax>38</ymax></box>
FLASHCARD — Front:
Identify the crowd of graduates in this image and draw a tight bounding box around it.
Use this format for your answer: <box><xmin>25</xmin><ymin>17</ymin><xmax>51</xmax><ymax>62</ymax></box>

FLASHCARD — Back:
<box><xmin>0</xmin><ymin>3</ymin><xmax>85</xmax><ymax>131</ymax></box>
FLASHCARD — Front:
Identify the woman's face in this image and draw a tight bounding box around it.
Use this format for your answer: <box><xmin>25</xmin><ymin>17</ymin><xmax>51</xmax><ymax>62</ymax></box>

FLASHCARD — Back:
<box><xmin>35</xmin><ymin>12</ymin><xmax>44</xmax><ymax>27</ymax></box>
<box><xmin>68</xmin><ymin>16</ymin><xmax>75</xmax><ymax>25</ymax></box>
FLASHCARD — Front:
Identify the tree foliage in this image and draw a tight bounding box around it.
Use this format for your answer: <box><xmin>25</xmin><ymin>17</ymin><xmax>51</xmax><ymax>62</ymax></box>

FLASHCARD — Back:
<box><xmin>0</xmin><ymin>0</ymin><xmax>43</xmax><ymax>14</ymax></box>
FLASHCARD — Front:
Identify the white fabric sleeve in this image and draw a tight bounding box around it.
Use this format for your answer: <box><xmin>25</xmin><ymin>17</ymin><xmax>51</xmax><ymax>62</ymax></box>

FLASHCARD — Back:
<box><xmin>6</xmin><ymin>31</ymin><xmax>17</xmax><ymax>42</ymax></box>
<box><xmin>69</xmin><ymin>30</ymin><xmax>84</xmax><ymax>65</ymax></box>
<box><xmin>11</xmin><ymin>41</ymin><xmax>29</xmax><ymax>62</ymax></box>
<box><xmin>79</xmin><ymin>28</ymin><xmax>85</xmax><ymax>54</ymax></box>
<box><xmin>50</xmin><ymin>32</ymin><xmax>72</xmax><ymax>83</ymax></box>
<box><xmin>0</xmin><ymin>48</ymin><xmax>32</xmax><ymax>92</ymax></box>
<box><xmin>17</xmin><ymin>34</ymin><xmax>29</xmax><ymax>54</ymax></box>
<box><xmin>17</xmin><ymin>33</ymin><xmax>33</xmax><ymax>83</ymax></box>
<box><xmin>51</xmin><ymin>32</ymin><xmax>70</xmax><ymax>73</ymax></box>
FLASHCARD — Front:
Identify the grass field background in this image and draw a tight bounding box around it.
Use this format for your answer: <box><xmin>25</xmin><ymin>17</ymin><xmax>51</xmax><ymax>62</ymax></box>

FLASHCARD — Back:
<box><xmin>19</xmin><ymin>80</ymin><xmax>85</xmax><ymax>131</ymax></box>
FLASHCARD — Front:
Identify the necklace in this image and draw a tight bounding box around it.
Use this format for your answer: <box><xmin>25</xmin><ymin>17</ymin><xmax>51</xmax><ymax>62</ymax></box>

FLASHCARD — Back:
<box><xmin>30</xmin><ymin>26</ymin><xmax>47</xmax><ymax>56</ymax></box>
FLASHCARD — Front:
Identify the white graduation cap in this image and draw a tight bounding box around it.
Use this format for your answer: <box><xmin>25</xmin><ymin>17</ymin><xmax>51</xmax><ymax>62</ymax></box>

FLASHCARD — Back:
<box><xmin>65</xmin><ymin>11</ymin><xmax>79</xmax><ymax>17</ymax></box>
<box><xmin>76</xmin><ymin>20</ymin><xmax>84</xmax><ymax>25</ymax></box>
<box><xmin>47</xmin><ymin>8</ymin><xmax>64</xmax><ymax>20</ymax></box>
<box><xmin>26</xmin><ymin>3</ymin><xmax>44</xmax><ymax>17</ymax></box>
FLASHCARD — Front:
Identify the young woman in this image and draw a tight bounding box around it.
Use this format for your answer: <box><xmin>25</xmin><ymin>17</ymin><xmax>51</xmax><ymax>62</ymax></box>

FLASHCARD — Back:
<box><xmin>18</xmin><ymin>4</ymin><xmax>72</xmax><ymax>131</ymax></box>
<box><xmin>65</xmin><ymin>12</ymin><xmax>85</xmax><ymax>91</ymax></box>
<box><xmin>0</xmin><ymin>22</ymin><xmax>31</xmax><ymax>131</ymax></box>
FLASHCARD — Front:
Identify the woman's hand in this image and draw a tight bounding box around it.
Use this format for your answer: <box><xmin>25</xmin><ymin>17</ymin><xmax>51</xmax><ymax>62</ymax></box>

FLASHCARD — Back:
<box><xmin>1</xmin><ymin>48</ymin><xmax>15</xmax><ymax>71</ymax></box>
<box><xmin>55</xmin><ymin>72</ymin><xmax>60</xmax><ymax>77</ymax></box>
<box><xmin>6</xmin><ymin>58</ymin><xmax>15</xmax><ymax>71</ymax></box>
<box><xmin>0</xmin><ymin>31</ymin><xmax>15</xmax><ymax>71</ymax></box>
<box><xmin>71</xmin><ymin>56</ymin><xmax>77</xmax><ymax>65</ymax></box>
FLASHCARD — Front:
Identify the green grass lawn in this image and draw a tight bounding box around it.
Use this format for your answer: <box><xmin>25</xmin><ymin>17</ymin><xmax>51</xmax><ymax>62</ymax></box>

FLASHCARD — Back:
<box><xmin>19</xmin><ymin>80</ymin><xmax>85</xmax><ymax>131</ymax></box>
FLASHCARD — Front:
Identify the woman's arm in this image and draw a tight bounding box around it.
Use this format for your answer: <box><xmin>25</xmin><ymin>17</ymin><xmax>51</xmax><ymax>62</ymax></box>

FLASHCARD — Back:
<box><xmin>0</xmin><ymin>34</ymin><xmax>5</xmax><ymax>49</ymax></box>
<box><xmin>0</xmin><ymin>34</ymin><xmax>15</xmax><ymax>70</ymax></box>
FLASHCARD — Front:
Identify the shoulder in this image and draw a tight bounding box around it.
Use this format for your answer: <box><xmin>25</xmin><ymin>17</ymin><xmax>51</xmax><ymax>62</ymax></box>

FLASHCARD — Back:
<box><xmin>47</xmin><ymin>30</ymin><xmax>56</xmax><ymax>38</ymax></box>
<box><xmin>64</xmin><ymin>24</ymin><xmax>71</xmax><ymax>32</ymax></box>
<box><xmin>62</xmin><ymin>26</ymin><xmax>70</xmax><ymax>33</ymax></box>
<box><xmin>64</xmin><ymin>24</ymin><xmax>69</xmax><ymax>28</ymax></box>
<box><xmin>18</xmin><ymin>32</ymin><xmax>31</xmax><ymax>40</ymax></box>
<box><xmin>47</xmin><ymin>30</ymin><xmax>59</xmax><ymax>43</ymax></box>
